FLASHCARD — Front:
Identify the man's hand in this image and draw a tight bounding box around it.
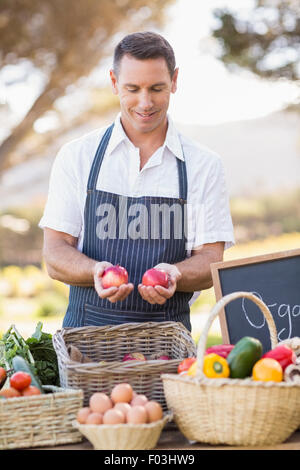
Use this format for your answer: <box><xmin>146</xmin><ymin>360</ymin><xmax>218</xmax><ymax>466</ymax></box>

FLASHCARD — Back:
<box><xmin>94</xmin><ymin>262</ymin><xmax>134</xmax><ymax>303</ymax></box>
<box><xmin>137</xmin><ymin>263</ymin><xmax>182</xmax><ymax>305</ymax></box>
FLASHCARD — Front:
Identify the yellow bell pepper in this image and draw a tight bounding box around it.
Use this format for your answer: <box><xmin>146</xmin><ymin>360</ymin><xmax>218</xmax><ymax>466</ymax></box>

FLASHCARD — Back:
<box><xmin>203</xmin><ymin>353</ymin><xmax>230</xmax><ymax>378</ymax></box>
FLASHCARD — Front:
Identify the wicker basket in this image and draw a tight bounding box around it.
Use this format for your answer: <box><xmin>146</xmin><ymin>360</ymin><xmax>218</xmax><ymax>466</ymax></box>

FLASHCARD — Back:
<box><xmin>53</xmin><ymin>321</ymin><xmax>196</xmax><ymax>410</ymax></box>
<box><xmin>72</xmin><ymin>413</ymin><xmax>172</xmax><ymax>450</ymax></box>
<box><xmin>162</xmin><ymin>291</ymin><xmax>300</xmax><ymax>446</ymax></box>
<box><xmin>0</xmin><ymin>385</ymin><xmax>83</xmax><ymax>449</ymax></box>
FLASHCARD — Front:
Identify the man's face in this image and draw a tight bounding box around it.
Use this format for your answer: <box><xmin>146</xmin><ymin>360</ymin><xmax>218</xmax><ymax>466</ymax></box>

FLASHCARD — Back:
<box><xmin>110</xmin><ymin>54</ymin><xmax>178</xmax><ymax>135</ymax></box>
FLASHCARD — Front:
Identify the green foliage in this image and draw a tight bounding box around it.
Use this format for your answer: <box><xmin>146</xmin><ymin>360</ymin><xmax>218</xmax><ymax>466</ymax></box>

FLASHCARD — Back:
<box><xmin>212</xmin><ymin>1</ymin><xmax>300</xmax><ymax>80</ymax></box>
<box><xmin>26</xmin><ymin>322</ymin><xmax>59</xmax><ymax>386</ymax></box>
<box><xmin>34</xmin><ymin>291</ymin><xmax>67</xmax><ymax>318</ymax></box>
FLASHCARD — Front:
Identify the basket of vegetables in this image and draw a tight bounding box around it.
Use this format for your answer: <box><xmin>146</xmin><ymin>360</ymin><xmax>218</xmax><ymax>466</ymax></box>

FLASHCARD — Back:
<box><xmin>0</xmin><ymin>323</ymin><xmax>83</xmax><ymax>449</ymax></box>
<box><xmin>53</xmin><ymin>321</ymin><xmax>196</xmax><ymax>410</ymax></box>
<box><xmin>162</xmin><ymin>291</ymin><xmax>300</xmax><ymax>446</ymax></box>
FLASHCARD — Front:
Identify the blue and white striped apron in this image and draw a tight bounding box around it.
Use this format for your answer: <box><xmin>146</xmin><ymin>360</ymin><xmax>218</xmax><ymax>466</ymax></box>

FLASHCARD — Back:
<box><xmin>63</xmin><ymin>124</ymin><xmax>193</xmax><ymax>330</ymax></box>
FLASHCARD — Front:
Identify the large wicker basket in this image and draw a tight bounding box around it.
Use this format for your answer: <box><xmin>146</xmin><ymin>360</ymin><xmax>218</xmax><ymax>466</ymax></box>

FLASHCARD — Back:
<box><xmin>53</xmin><ymin>321</ymin><xmax>196</xmax><ymax>410</ymax></box>
<box><xmin>0</xmin><ymin>385</ymin><xmax>83</xmax><ymax>449</ymax></box>
<box><xmin>162</xmin><ymin>292</ymin><xmax>300</xmax><ymax>446</ymax></box>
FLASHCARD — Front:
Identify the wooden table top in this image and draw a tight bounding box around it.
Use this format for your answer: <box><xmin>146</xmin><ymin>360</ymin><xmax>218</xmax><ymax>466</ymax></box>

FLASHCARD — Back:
<box><xmin>31</xmin><ymin>428</ymin><xmax>300</xmax><ymax>451</ymax></box>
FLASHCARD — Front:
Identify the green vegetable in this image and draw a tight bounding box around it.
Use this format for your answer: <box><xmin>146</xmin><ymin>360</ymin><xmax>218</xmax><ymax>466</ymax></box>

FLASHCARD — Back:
<box><xmin>0</xmin><ymin>322</ymin><xmax>59</xmax><ymax>386</ymax></box>
<box><xmin>12</xmin><ymin>355</ymin><xmax>44</xmax><ymax>393</ymax></box>
<box><xmin>0</xmin><ymin>325</ymin><xmax>35</xmax><ymax>370</ymax></box>
<box><xmin>227</xmin><ymin>336</ymin><xmax>263</xmax><ymax>378</ymax></box>
<box><xmin>26</xmin><ymin>322</ymin><xmax>59</xmax><ymax>386</ymax></box>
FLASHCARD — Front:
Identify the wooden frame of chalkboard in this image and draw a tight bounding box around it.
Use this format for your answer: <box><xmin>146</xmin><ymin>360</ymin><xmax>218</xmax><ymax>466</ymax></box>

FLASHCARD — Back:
<box><xmin>211</xmin><ymin>248</ymin><xmax>300</xmax><ymax>351</ymax></box>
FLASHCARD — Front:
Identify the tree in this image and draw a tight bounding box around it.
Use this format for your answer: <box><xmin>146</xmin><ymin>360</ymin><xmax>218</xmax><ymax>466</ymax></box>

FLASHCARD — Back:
<box><xmin>0</xmin><ymin>0</ymin><xmax>174</xmax><ymax>173</ymax></box>
<box><xmin>212</xmin><ymin>0</ymin><xmax>300</xmax><ymax>81</ymax></box>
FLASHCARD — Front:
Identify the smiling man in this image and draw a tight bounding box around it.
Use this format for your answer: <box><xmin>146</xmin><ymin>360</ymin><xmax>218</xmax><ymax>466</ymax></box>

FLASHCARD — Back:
<box><xmin>39</xmin><ymin>31</ymin><xmax>235</xmax><ymax>330</ymax></box>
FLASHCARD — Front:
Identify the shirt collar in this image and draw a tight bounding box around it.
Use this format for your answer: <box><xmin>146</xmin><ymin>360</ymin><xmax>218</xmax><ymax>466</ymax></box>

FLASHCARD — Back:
<box><xmin>106</xmin><ymin>112</ymin><xmax>184</xmax><ymax>162</ymax></box>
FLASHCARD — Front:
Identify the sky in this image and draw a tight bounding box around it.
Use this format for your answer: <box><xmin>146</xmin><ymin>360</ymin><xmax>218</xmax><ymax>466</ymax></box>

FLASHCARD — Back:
<box><xmin>0</xmin><ymin>0</ymin><xmax>299</xmax><ymax>132</ymax></box>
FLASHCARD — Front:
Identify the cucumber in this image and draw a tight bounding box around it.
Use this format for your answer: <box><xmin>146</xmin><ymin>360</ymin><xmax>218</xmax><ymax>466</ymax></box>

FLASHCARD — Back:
<box><xmin>227</xmin><ymin>336</ymin><xmax>263</xmax><ymax>379</ymax></box>
<box><xmin>12</xmin><ymin>355</ymin><xmax>44</xmax><ymax>393</ymax></box>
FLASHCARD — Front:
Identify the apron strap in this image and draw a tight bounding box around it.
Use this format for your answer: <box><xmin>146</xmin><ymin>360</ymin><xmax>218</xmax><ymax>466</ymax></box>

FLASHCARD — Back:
<box><xmin>87</xmin><ymin>123</ymin><xmax>114</xmax><ymax>191</ymax></box>
<box><xmin>176</xmin><ymin>158</ymin><xmax>188</xmax><ymax>202</ymax></box>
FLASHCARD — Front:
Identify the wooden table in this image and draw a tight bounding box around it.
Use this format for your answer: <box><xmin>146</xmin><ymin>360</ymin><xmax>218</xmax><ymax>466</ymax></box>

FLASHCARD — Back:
<box><xmin>33</xmin><ymin>428</ymin><xmax>300</xmax><ymax>451</ymax></box>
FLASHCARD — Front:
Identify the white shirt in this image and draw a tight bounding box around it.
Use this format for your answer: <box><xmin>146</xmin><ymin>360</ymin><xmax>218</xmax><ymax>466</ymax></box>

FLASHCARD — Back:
<box><xmin>39</xmin><ymin>113</ymin><xmax>235</xmax><ymax>255</ymax></box>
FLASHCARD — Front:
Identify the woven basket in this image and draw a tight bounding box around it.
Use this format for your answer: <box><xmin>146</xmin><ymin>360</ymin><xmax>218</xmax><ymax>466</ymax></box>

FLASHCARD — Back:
<box><xmin>162</xmin><ymin>291</ymin><xmax>300</xmax><ymax>446</ymax></box>
<box><xmin>0</xmin><ymin>385</ymin><xmax>83</xmax><ymax>449</ymax></box>
<box><xmin>53</xmin><ymin>321</ymin><xmax>196</xmax><ymax>410</ymax></box>
<box><xmin>72</xmin><ymin>413</ymin><xmax>172</xmax><ymax>450</ymax></box>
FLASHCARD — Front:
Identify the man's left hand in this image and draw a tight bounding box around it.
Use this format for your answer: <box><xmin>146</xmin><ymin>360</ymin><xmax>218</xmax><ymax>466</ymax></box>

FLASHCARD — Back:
<box><xmin>138</xmin><ymin>263</ymin><xmax>182</xmax><ymax>305</ymax></box>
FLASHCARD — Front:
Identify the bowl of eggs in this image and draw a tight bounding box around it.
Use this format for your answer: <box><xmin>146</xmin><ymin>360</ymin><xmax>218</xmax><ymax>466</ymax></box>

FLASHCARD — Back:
<box><xmin>72</xmin><ymin>383</ymin><xmax>173</xmax><ymax>450</ymax></box>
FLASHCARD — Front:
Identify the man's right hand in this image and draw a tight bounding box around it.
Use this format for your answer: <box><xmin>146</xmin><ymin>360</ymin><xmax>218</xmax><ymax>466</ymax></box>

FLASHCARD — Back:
<box><xmin>93</xmin><ymin>262</ymin><xmax>134</xmax><ymax>303</ymax></box>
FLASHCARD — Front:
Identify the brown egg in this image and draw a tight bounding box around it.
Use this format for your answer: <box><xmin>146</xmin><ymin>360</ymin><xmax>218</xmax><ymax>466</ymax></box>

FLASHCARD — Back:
<box><xmin>126</xmin><ymin>405</ymin><xmax>147</xmax><ymax>424</ymax></box>
<box><xmin>144</xmin><ymin>401</ymin><xmax>163</xmax><ymax>423</ymax></box>
<box><xmin>85</xmin><ymin>412</ymin><xmax>103</xmax><ymax>424</ymax></box>
<box><xmin>111</xmin><ymin>383</ymin><xmax>133</xmax><ymax>404</ymax></box>
<box><xmin>76</xmin><ymin>407</ymin><xmax>91</xmax><ymax>424</ymax></box>
<box><xmin>114</xmin><ymin>402</ymin><xmax>131</xmax><ymax>416</ymax></box>
<box><xmin>103</xmin><ymin>408</ymin><xmax>126</xmax><ymax>425</ymax></box>
<box><xmin>131</xmin><ymin>394</ymin><xmax>148</xmax><ymax>407</ymax></box>
<box><xmin>89</xmin><ymin>392</ymin><xmax>112</xmax><ymax>414</ymax></box>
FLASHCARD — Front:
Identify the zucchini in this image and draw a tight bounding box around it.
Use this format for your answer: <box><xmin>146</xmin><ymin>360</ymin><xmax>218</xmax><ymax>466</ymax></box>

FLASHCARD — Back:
<box><xmin>12</xmin><ymin>355</ymin><xmax>44</xmax><ymax>393</ymax></box>
<box><xmin>227</xmin><ymin>336</ymin><xmax>263</xmax><ymax>378</ymax></box>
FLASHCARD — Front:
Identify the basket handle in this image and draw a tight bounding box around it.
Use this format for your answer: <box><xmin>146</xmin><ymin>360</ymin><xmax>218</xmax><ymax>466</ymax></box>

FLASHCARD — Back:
<box><xmin>195</xmin><ymin>291</ymin><xmax>278</xmax><ymax>380</ymax></box>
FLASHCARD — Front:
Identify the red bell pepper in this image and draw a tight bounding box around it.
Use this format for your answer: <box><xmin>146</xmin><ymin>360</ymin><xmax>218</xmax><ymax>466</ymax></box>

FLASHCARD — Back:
<box><xmin>205</xmin><ymin>344</ymin><xmax>234</xmax><ymax>359</ymax></box>
<box><xmin>262</xmin><ymin>344</ymin><xmax>296</xmax><ymax>371</ymax></box>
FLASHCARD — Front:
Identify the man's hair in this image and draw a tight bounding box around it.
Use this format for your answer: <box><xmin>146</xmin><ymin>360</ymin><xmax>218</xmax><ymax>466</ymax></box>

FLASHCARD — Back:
<box><xmin>113</xmin><ymin>31</ymin><xmax>176</xmax><ymax>78</ymax></box>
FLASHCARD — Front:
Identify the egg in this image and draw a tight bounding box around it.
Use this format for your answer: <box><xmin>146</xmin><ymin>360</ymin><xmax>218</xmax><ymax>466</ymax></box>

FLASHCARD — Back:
<box><xmin>144</xmin><ymin>401</ymin><xmax>163</xmax><ymax>422</ymax></box>
<box><xmin>114</xmin><ymin>402</ymin><xmax>131</xmax><ymax>416</ymax></box>
<box><xmin>89</xmin><ymin>392</ymin><xmax>113</xmax><ymax>414</ymax></box>
<box><xmin>131</xmin><ymin>394</ymin><xmax>148</xmax><ymax>407</ymax></box>
<box><xmin>85</xmin><ymin>412</ymin><xmax>103</xmax><ymax>424</ymax></box>
<box><xmin>103</xmin><ymin>408</ymin><xmax>126</xmax><ymax>425</ymax></box>
<box><xmin>111</xmin><ymin>383</ymin><xmax>133</xmax><ymax>404</ymax></box>
<box><xmin>126</xmin><ymin>405</ymin><xmax>147</xmax><ymax>424</ymax></box>
<box><xmin>76</xmin><ymin>407</ymin><xmax>91</xmax><ymax>424</ymax></box>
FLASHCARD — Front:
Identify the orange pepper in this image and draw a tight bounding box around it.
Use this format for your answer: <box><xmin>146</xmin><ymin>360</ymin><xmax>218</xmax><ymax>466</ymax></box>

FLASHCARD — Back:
<box><xmin>252</xmin><ymin>358</ymin><xmax>283</xmax><ymax>382</ymax></box>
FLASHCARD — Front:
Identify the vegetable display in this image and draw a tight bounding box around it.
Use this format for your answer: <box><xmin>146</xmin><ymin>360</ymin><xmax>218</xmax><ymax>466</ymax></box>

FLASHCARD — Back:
<box><xmin>0</xmin><ymin>322</ymin><xmax>59</xmax><ymax>387</ymax></box>
<box><xmin>178</xmin><ymin>336</ymin><xmax>297</xmax><ymax>383</ymax></box>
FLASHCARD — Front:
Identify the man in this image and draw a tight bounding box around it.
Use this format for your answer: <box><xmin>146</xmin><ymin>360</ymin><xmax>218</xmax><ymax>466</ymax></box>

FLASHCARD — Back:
<box><xmin>39</xmin><ymin>31</ymin><xmax>234</xmax><ymax>330</ymax></box>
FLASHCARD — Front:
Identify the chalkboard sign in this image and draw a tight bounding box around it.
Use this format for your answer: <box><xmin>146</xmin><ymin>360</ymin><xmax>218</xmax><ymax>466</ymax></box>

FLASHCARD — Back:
<box><xmin>211</xmin><ymin>248</ymin><xmax>300</xmax><ymax>353</ymax></box>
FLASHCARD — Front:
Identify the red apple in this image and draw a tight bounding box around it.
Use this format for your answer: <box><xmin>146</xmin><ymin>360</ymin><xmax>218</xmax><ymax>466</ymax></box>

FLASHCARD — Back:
<box><xmin>102</xmin><ymin>265</ymin><xmax>128</xmax><ymax>289</ymax></box>
<box><xmin>122</xmin><ymin>352</ymin><xmax>147</xmax><ymax>362</ymax></box>
<box><xmin>142</xmin><ymin>268</ymin><xmax>169</xmax><ymax>288</ymax></box>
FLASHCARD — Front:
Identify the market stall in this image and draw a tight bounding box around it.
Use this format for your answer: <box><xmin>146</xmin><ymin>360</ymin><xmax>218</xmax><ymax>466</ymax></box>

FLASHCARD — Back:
<box><xmin>1</xmin><ymin>286</ymin><xmax>300</xmax><ymax>451</ymax></box>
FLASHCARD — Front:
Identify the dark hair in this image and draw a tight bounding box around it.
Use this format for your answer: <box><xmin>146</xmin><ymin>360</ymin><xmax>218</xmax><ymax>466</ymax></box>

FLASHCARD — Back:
<box><xmin>113</xmin><ymin>31</ymin><xmax>176</xmax><ymax>78</ymax></box>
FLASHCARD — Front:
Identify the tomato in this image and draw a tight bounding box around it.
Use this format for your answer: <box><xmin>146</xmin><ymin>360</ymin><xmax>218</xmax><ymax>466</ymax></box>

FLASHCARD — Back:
<box><xmin>10</xmin><ymin>371</ymin><xmax>32</xmax><ymax>391</ymax></box>
<box><xmin>22</xmin><ymin>385</ymin><xmax>42</xmax><ymax>396</ymax></box>
<box><xmin>0</xmin><ymin>367</ymin><xmax>7</xmax><ymax>389</ymax></box>
<box><xmin>0</xmin><ymin>387</ymin><xmax>21</xmax><ymax>398</ymax></box>
<box><xmin>177</xmin><ymin>357</ymin><xmax>196</xmax><ymax>374</ymax></box>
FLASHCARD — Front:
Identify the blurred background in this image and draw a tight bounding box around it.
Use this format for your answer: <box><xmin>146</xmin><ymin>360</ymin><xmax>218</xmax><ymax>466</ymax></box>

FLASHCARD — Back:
<box><xmin>0</xmin><ymin>0</ymin><xmax>299</xmax><ymax>343</ymax></box>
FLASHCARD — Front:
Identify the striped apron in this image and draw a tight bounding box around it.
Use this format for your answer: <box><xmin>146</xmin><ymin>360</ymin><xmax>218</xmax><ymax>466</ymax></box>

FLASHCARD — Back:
<box><xmin>63</xmin><ymin>124</ymin><xmax>193</xmax><ymax>330</ymax></box>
